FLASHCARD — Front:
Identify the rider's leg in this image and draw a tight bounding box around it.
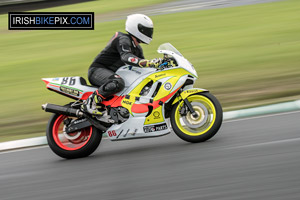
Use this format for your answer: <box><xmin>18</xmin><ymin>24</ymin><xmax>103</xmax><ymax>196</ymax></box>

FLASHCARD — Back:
<box><xmin>83</xmin><ymin>66</ymin><xmax>125</xmax><ymax>115</ymax></box>
<box><xmin>97</xmin><ymin>74</ymin><xmax>125</xmax><ymax>98</ymax></box>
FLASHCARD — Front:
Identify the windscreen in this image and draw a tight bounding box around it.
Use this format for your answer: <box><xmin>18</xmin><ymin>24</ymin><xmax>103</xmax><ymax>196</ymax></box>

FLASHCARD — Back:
<box><xmin>158</xmin><ymin>43</ymin><xmax>183</xmax><ymax>56</ymax></box>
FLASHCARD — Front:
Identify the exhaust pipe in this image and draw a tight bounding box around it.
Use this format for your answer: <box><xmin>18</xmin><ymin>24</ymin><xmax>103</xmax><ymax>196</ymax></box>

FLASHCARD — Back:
<box><xmin>42</xmin><ymin>103</ymin><xmax>108</xmax><ymax>132</ymax></box>
<box><xmin>42</xmin><ymin>103</ymin><xmax>83</xmax><ymax>117</ymax></box>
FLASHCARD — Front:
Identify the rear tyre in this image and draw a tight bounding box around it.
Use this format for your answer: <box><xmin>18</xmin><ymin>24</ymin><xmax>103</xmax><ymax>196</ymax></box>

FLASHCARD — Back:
<box><xmin>170</xmin><ymin>92</ymin><xmax>222</xmax><ymax>143</ymax></box>
<box><xmin>46</xmin><ymin>113</ymin><xmax>102</xmax><ymax>159</ymax></box>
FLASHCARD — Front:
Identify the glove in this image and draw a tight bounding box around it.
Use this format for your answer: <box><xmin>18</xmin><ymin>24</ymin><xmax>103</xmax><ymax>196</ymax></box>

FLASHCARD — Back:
<box><xmin>139</xmin><ymin>58</ymin><xmax>163</xmax><ymax>68</ymax></box>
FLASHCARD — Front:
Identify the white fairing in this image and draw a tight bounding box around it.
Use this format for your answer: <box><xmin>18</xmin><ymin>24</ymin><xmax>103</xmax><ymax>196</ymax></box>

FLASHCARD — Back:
<box><xmin>106</xmin><ymin>117</ymin><xmax>170</xmax><ymax>141</ymax></box>
<box><xmin>116</xmin><ymin>66</ymin><xmax>155</xmax><ymax>88</ymax></box>
<box><xmin>42</xmin><ymin>76</ymin><xmax>97</xmax><ymax>99</ymax></box>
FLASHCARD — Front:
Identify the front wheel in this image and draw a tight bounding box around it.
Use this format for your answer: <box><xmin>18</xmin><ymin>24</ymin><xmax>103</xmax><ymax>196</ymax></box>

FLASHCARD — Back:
<box><xmin>46</xmin><ymin>114</ymin><xmax>102</xmax><ymax>159</ymax></box>
<box><xmin>170</xmin><ymin>92</ymin><xmax>223</xmax><ymax>143</ymax></box>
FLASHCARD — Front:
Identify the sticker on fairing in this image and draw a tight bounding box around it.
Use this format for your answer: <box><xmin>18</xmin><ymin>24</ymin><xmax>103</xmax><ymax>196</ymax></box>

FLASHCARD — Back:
<box><xmin>164</xmin><ymin>82</ymin><xmax>172</xmax><ymax>90</ymax></box>
<box><xmin>143</xmin><ymin>123</ymin><xmax>168</xmax><ymax>133</ymax></box>
<box><xmin>52</xmin><ymin>78</ymin><xmax>59</xmax><ymax>81</ymax></box>
<box><xmin>60</xmin><ymin>86</ymin><xmax>80</xmax><ymax>96</ymax></box>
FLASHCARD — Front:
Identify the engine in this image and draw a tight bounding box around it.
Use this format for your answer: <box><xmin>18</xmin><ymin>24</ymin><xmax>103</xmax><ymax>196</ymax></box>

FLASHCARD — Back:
<box><xmin>109</xmin><ymin>107</ymin><xmax>130</xmax><ymax>124</ymax></box>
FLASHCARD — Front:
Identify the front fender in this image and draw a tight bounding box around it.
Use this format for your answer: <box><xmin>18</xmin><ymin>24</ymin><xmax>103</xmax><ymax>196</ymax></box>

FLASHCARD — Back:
<box><xmin>172</xmin><ymin>88</ymin><xmax>208</xmax><ymax>105</ymax></box>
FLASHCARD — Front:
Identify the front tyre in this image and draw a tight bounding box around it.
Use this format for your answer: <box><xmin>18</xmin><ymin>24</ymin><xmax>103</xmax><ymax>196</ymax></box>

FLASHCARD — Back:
<box><xmin>46</xmin><ymin>114</ymin><xmax>102</xmax><ymax>159</ymax></box>
<box><xmin>170</xmin><ymin>92</ymin><xmax>222</xmax><ymax>143</ymax></box>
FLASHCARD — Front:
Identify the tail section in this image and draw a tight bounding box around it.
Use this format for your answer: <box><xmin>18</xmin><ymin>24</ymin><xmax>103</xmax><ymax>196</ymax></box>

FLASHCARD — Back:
<box><xmin>42</xmin><ymin>77</ymin><xmax>97</xmax><ymax>100</ymax></box>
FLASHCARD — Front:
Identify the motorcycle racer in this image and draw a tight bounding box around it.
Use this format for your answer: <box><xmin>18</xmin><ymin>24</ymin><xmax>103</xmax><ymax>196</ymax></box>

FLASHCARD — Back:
<box><xmin>83</xmin><ymin>13</ymin><xmax>163</xmax><ymax>116</ymax></box>
<box><xmin>42</xmin><ymin>42</ymin><xmax>223</xmax><ymax>159</ymax></box>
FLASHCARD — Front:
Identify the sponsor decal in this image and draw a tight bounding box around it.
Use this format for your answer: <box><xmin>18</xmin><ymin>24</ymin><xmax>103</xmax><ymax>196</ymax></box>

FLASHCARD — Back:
<box><xmin>128</xmin><ymin>57</ymin><xmax>138</xmax><ymax>64</ymax></box>
<box><xmin>143</xmin><ymin>123</ymin><xmax>168</xmax><ymax>133</ymax></box>
<box><xmin>153</xmin><ymin>111</ymin><xmax>160</xmax><ymax>119</ymax></box>
<box><xmin>73</xmin><ymin>118</ymin><xmax>87</xmax><ymax>124</ymax></box>
<box><xmin>8</xmin><ymin>12</ymin><xmax>94</xmax><ymax>30</ymax></box>
<box><xmin>164</xmin><ymin>82</ymin><xmax>172</xmax><ymax>90</ymax></box>
<box><xmin>131</xmin><ymin>69</ymin><xmax>142</xmax><ymax>74</ymax></box>
<box><xmin>186</xmin><ymin>89</ymin><xmax>199</xmax><ymax>94</ymax></box>
<box><xmin>52</xmin><ymin>78</ymin><xmax>59</xmax><ymax>81</ymax></box>
<box><xmin>122</xmin><ymin>100</ymin><xmax>132</xmax><ymax>106</ymax></box>
<box><xmin>155</xmin><ymin>73</ymin><xmax>166</xmax><ymax>78</ymax></box>
<box><xmin>60</xmin><ymin>86</ymin><xmax>80</xmax><ymax>96</ymax></box>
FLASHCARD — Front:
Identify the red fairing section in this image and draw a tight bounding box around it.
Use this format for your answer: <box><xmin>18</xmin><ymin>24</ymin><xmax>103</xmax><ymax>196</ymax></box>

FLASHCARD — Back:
<box><xmin>131</xmin><ymin>88</ymin><xmax>180</xmax><ymax>113</ymax></box>
<box><xmin>80</xmin><ymin>92</ymin><xmax>94</xmax><ymax>100</ymax></box>
<box><xmin>42</xmin><ymin>80</ymin><xmax>50</xmax><ymax>85</ymax></box>
<box><xmin>131</xmin><ymin>104</ymin><xmax>148</xmax><ymax>113</ymax></box>
<box><xmin>102</xmin><ymin>95</ymin><xmax>125</xmax><ymax>107</ymax></box>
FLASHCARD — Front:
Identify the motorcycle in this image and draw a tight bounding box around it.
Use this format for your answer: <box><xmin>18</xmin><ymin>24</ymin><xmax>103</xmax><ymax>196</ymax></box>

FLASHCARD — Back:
<box><xmin>41</xmin><ymin>43</ymin><xmax>223</xmax><ymax>159</ymax></box>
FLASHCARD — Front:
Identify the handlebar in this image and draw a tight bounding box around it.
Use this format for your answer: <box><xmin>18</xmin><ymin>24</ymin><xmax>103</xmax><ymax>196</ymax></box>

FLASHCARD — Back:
<box><xmin>157</xmin><ymin>55</ymin><xmax>177</xmax><ymax>70</ymax></box>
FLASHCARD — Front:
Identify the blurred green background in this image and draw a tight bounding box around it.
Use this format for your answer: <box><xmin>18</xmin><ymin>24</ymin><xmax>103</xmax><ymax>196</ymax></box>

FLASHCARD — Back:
<box><xmin>0</xmin><ymin>0</ymin><xmax>299</xmax><ymax>142</ymax></box>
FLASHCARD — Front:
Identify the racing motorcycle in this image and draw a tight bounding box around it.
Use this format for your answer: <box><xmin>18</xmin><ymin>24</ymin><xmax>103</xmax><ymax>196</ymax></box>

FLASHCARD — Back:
<box><xmin>41</xmin><ymin>43</ymin><xmax>223</xmax><ymax>159</ymax></box>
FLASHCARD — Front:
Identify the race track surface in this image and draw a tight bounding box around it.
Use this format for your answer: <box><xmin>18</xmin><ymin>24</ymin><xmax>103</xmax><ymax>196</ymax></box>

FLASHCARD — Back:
<box><xmin>1</xmin><ymin>111</ymin><xmax>300</xmax><ymax>200</ymax></box>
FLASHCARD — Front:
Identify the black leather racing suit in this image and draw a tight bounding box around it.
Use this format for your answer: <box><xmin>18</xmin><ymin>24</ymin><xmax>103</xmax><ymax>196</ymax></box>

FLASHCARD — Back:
<box><xmin>88</xmin><ymin>32</ymin><xmax>145</xmax><ymax>98</ymax></box>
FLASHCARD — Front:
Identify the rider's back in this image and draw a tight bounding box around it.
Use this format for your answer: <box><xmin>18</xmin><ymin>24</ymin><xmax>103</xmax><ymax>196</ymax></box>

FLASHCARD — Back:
<box><xmin>92</xmin><ymin>32</ymin><xmax>144</xmax><ymax>72</ymax></box>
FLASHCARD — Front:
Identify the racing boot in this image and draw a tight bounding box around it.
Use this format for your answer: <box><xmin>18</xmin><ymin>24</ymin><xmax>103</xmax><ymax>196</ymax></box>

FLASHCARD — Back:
<box><xmin>81</xmin><ymin>91</ymin><xmax>103</xmax><ymax>116</ymax></box>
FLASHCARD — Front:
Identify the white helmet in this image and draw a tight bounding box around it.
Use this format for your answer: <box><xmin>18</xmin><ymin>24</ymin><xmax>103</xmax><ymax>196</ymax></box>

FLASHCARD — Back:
<box><xmin>125</xmin><ymin>14</ymin><xmax>153</xmax><ymax>44</ymax></box>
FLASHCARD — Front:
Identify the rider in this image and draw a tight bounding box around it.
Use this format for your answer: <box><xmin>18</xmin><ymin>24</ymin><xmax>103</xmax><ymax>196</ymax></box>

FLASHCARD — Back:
<box><xmin>82</xmin><ymin>14</ymin><xmax>163</xmax><ymax>116</ymax></box>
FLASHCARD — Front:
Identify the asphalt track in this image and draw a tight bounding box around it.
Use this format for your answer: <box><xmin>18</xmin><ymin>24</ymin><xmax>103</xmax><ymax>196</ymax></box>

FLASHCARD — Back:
<box><xmin>1</xmin><ymin>111</ymin><xmax>300</xmax><ymax>200</ymax></box>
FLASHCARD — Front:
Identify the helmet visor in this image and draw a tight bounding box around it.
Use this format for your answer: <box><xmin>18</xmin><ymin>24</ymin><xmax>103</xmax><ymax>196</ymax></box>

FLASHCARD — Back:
<box><xmin>138</xmin><ymin>24</ymin><xmax>153</xmax><ymax>39</ymax></box>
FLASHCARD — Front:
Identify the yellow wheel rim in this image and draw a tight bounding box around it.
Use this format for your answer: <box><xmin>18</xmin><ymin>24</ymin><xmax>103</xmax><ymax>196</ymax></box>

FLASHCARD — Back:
<box><xmin>174</xmin><ymin>95</ymin><xmax>216</xmax><ymax>136</ymax></box>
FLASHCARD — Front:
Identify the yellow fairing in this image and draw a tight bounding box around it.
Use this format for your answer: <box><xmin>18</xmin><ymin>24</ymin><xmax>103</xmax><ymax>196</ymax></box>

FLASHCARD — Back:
<box><xmin>143</xmin><ymin>68</ymin><xmax>190</xmax><ymax>124</ymax></box>
<box><xmin>144</xmin><ymin>106</ymin><xmax>165</xmax><ymax>125</ymax></box>
<box><xmin>172</xmin><ymin>88</ymin><xmax>208</xmax><ymax>105</ymax></box>
<box><xmin>121</xmin><ymin>95</ymin><xmax>135</xmax><ymax>114</ymax></box>
<box><xmin>174</xmin><ymin>95</ymin><xmax>216</xmax><ymax>136</ymax></box>
<box><xmin>129</xmin><ymin>68</ymin><xmax>190</xmax><ymax>98</ymax></box>
<box><xmin>153</xmin><ymin>76</ymin><xmax>178</xmax><ymax>101</ymax></box>
<box><xmin>127</xmin><ymin>68</ymin><xmax>191</xmax><ymax>120</ymax></box>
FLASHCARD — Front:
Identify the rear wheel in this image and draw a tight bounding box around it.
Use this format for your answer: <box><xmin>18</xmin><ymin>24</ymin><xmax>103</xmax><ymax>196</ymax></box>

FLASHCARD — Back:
<box><xmin>47</xmin><ymin>114</ymin><xmax>102</xmax><ymax>159</ymax></box>
<box><xmin>170</xmin><ymin>92</ymin><xmax>222</xmax><ymax>143</ymax></box>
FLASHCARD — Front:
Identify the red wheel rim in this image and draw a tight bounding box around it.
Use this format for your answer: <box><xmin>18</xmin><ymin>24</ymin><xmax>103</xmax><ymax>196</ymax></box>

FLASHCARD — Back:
<box><xmin>52</xmin><ymin>115</ymin><xmax>92</xmax><ymax>151</ymax></box>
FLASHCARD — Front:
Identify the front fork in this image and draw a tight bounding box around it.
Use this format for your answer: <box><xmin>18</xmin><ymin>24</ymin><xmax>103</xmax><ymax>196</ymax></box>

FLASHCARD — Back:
<box><xmin>183</xmin><ymin>98</ymin><xmax>199</xmax><ymax>118</ymax></box>
<box><xmin>172</xmin><ymin>88</ymin><xmax>208</xmax><ymax>118</ymax></box>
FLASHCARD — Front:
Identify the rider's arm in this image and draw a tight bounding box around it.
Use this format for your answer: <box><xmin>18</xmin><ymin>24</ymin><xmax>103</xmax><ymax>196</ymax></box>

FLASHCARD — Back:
<box><xmin>117</xmin><ymin>36</ymin><xmax>145</xmax><ymax>67</ymax></box>
<box><xmin>117</xmin><ymin>36</ymin><xmax>162</xmax><ymax>68</ymax></box>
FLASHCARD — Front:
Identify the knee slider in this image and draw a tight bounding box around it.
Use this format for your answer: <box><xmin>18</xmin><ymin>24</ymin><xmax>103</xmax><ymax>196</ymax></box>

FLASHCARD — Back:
<box><xmin>103</xmin><ymin>81</ymin><xmax>118</xmax><ymax>92</ymax></box>
<box><xmin>103</xmin><ymin>79</ymin><xmax>125</xmax><ymax>93</ymax></box>
<box><xmin>106</xmin><ymin>75</ymin><xmax>125</xmax><ymax>92</ymax></box>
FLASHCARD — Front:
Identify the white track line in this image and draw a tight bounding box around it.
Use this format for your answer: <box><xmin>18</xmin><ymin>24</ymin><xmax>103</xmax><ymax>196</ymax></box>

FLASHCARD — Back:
<box><xmin>224</xmin><ymin>110</ymin><xmax>300</xmax><ymax>123</ymax></box>
<box><xmin>224</xmin><ymin>137</ymin><xmax>300</xmax><ymax>150</ymax></box>
<box><xmin>0</xmin><ymin>145</ymin><xmax>48</xmax><ymax>155</ymax></box>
